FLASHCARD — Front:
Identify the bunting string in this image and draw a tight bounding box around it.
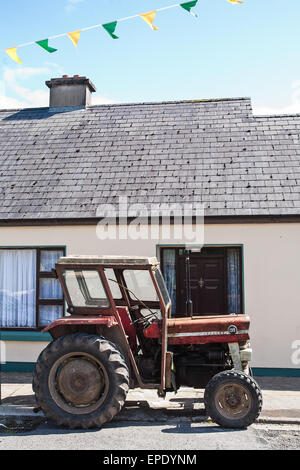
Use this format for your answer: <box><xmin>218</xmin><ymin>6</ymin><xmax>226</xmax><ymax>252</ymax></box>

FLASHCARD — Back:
<box><xmin>3</xmin><ymin>1</ymin><xmax>243</xmax><ymax>64</ymax></box>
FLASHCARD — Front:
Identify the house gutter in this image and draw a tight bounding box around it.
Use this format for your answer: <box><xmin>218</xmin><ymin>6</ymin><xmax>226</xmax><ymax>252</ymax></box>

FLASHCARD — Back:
<box><xmin>0</xmin><ymin>214</ymin><xmax>299</xmax><ymax>227</ymax></box>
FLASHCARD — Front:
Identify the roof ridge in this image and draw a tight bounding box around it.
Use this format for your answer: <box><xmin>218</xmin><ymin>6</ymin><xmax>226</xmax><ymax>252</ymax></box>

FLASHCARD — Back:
<box><xmin>0</xmin><ymin>97</ymin><xmax>252</xmax><ymax>113</ymax></box>
<box><xmin>255</xmin><ymin>113</ymin><xmax>300</xmax><ymax>119</ymax></box>
<box><xmin>87</xmin><ymin>97</ymin><xmax>252</xmax><ymax>109</ymax></box>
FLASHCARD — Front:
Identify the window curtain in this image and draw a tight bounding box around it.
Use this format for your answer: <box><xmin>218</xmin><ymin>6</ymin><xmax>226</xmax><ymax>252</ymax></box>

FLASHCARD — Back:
<box><xmin>39</xmin><ymin>250</ymin><xmax>64</xmax><ymax>326</ymax></box>
<box><xmin>227</xmin><ymin>248</ymin><xmax>241</xmax><ymax>314</ymax></box>
<box><xmin>0</xmin><ymin>250</ymin><xmax>36</xmax><ymax>327</ymax></box>
<box><xmin>40</xmin><ymin>278</ymin><xmax>62</xmax><ymax>299</ymax></box>
<box><xmin>162</xmin><ymin>249</ymin><xmax>176</xmax><ymax>315</ymax></box>
<box><xmin>39</xmin><ymin>305</ymin><xmax>63</xmax><ymax>326</ymax></box>
<box><xmin>40</xmin><ymin>250</ymin><xmax>63</xmax><ymax>272</ymax></box>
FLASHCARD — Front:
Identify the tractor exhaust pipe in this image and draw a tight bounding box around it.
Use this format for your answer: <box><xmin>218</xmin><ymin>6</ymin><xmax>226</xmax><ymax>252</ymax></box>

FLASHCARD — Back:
<box><xmin>185</xmin><ymin>251</ymin><xmax>193</xmax><ymax>318</ymax></box>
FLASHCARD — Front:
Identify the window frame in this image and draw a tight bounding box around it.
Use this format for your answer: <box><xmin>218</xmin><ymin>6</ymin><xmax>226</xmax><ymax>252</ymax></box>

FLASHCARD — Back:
<box><xmin>0</xmin><ymin>246</ymin><xmax>66</xmax><ymax>331</ymax></box>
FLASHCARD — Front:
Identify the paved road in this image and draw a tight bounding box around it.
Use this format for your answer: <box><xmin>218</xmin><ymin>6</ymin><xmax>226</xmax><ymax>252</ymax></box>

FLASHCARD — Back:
<box><xmin>0</xmin><ymin>421</ymin><xmax>299</xmax><ymax>451</ymax></box>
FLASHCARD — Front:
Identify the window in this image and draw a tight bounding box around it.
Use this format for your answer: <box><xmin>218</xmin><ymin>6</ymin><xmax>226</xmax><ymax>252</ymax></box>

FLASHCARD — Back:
<box><xmin>123</xmin><ymin>270</ymin><xmax>158</xmax><ymax>302</ymax></box>
<box><xmin>104</xmin><ymin>268</ymin><xmax>122</xmax><ymax>300</ymax></box>
<box><xmin>226</xmin><ymin>248</ymin><xmax>241</xmax><ymax>314</ymax></box>
<box><xmin>63</xmin><ymin>269</ymin><xmax>109</xmax><ymax>309</ymax></box>
<box><xmin>160</xmin><ymin>249</ymin><xmax>176</xmax><ymax>314</ymax></box>
<box><xmin>153</xmin><ymin>268</ymin><xmax>171</xmax><ymax>306</ymax></box>
<box><xmin>0</xmin><ymin>247</ymin><xmax>65</xmax><ymax>328</ymax></box>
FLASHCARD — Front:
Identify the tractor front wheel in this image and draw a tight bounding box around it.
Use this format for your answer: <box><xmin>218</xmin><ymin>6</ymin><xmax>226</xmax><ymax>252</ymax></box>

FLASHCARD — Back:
<box><xmin>204</xmin><ymin>370</ymin><xmax>262</xmax><ymax>428</ymax></box>
<box><xmin>33</xmin><ymin>332</ymin><xmax>129</xmax><ymax>429</ymax></box>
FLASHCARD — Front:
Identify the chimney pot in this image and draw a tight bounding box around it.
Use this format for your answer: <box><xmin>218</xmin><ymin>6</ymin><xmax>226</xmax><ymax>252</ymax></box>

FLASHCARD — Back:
<box><xmin>45</xmin><ymin>76</ymin><xmax>96</xmax><ymax>110</ymax></box>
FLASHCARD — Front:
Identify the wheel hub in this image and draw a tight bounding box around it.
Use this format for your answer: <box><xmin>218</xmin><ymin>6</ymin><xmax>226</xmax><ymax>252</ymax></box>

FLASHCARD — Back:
<box><xmin>225</xmin><ymin>390</ymin><xmax>241</xmax><ymax>407</ymax></box>
<box><xmin>57</xmin><ymin>358</ymin><xmax>103</xmax><ymax>406</ymax></box>
<box><xmin>215</xmin><ymin>383</ymin><xmax>252</xmax><ymax>419</ymax></box>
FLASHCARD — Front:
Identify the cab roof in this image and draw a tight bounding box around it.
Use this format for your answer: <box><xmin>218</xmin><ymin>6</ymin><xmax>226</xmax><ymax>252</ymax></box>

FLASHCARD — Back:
<box><xmin>57</xmin><ymin>255</ymin><xmax>159</xmax><ymax>267</ymax></box>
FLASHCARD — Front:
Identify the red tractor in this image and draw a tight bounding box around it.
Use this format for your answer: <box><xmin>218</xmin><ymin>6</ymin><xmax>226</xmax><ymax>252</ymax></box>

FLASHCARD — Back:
<box><xmin>33</xmin><ymin>255</ymin><xmax>262</xmax><ymax>429</ymax></box>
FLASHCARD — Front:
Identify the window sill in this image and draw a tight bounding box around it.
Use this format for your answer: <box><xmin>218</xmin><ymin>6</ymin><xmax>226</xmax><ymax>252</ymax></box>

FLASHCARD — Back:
<box><xmin>0</xmin><ymin>330</ymin><xmax>52</xmax><ymax>342</ymax></box>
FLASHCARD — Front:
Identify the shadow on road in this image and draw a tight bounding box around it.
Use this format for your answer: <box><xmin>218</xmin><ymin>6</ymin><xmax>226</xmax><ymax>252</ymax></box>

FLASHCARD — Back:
<box><xmin>0</xmin><ymin>418</ymin><xmax>245</xmax><ymax>438</ymax></box>
<box><xmin>161</xmin><ymin>423</ymin><xmax>246</xmax><ymax>434</ymax></box>
<box><xmin>0</xmin><ymin>395</ymin><xmax>36</xmax><ymax>406</ymax></box>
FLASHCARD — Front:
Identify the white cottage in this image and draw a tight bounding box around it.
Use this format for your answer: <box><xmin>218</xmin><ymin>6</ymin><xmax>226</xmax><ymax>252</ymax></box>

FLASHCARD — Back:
<box><xmin>0</xmin><ymin>76</ymin><xmax>299</xmax><ymax>376</ymax></box>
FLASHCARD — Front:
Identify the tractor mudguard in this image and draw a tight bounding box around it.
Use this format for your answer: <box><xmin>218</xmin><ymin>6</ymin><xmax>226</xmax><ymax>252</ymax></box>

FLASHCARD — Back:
<box><xmin>42</xmin><ymin>316</ymin><xmax>118</xmax><ymax>339</ymax></box>
<box><xmin>42</xmin><ymin>313</ymin><xmax>133</xmax><ymax>381</ymax></box>
<box><xmin>42</xmin><ymin>307</ymin><xmax>137</xmax><ymax>349</ymax></box>
<box><xmin>42</xmin><ymin>308</ymin><xmax>156</xmax><ymax>390</ymax></box>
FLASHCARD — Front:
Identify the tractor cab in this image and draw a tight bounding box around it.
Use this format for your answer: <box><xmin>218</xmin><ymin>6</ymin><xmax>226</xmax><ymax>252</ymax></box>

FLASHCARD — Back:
<box><xmin>55</xmin><ymin>255</ymin><xmax>170</xmax><ymax>321</ymax></box>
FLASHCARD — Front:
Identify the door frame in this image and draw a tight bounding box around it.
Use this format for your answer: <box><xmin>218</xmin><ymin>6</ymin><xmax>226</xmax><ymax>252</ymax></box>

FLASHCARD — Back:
<box><xmin>157</xmin><ymin>244</ymin><xmax>244</xmax><ymax>316</ymax></box>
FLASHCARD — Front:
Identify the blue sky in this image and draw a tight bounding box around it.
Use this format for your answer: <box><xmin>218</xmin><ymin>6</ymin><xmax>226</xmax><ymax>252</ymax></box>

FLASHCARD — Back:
<box><xmin>0</xmin><ymin>0</ymin><xmax>299</xmax><ymax>114</ymax></box>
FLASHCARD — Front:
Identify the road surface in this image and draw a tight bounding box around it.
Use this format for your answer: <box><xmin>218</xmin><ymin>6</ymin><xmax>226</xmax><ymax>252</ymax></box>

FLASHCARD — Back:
<box><xmin>0</xmin><ymin>420</ymin><xmax>299</xmax><ymax>451</ymax></box>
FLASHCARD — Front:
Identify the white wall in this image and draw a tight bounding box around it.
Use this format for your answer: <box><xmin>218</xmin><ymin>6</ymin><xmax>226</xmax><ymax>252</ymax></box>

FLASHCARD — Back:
<box><xmin>4</xmin><ymin>341</ymin><xmax>49</xmax><ymax>363</ymax></box>
<box><xmin>1</xmin><ymin>222</ymin><xmax>300</xmax><ymax>370</ymax></box>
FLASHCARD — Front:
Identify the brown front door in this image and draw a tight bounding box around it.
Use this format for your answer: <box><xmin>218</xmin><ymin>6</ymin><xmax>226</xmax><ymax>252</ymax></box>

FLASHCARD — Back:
<box><xmin>178</xmin><ymin>255</ymin><xmax>226</xmax><ymax>315</ymax></box>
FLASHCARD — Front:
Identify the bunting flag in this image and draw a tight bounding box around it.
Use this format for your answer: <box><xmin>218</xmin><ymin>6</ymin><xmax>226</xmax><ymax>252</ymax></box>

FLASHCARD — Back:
<box><xmin>102</xmin><ymin>21</ymin><xmax>119</xmax><ymax>39</ymax></box>
<box><xmin>67</xmin><ymin>30</ymin><xmax>81</xmax><ymax>47</ymax></box>
<box><xmin>227</xmin><ymin>0</ymin><xmax>243</xmax><ymax>3</ymax></box>
<box><xmin>5</xmin><ymin>47</ymin><xmax>22</xmax><ymax>64</ymax></box>
<box><xmin>3</xmin><ymin>2</ymin><xmax>206</xmax><ymax>64</ymax></box>
<box><xmin>36</xmin><ymin>39</ymin><xmax>57</xmax><ymax>53</ymax></box>
<box><xmin>180</xmin><ymin>1</ymin><xmax>198</xmax><ymax>16</ymax></box>
<box><xmin>140</xmin><ymin>11</ymin><xmax>159</xmax><ymax>30</ymax></box>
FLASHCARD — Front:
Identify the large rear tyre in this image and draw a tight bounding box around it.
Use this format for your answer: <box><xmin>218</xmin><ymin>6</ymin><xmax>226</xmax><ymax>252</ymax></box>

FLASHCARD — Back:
<box><xmin>33</xmin><ymin>332</ymin><xmax>129</xmax><ymax>429</ymax></box>
<box><xmin>204</xmin><ymin>370</ymin><xmax>262</xmax><ymax>428</ymax></box>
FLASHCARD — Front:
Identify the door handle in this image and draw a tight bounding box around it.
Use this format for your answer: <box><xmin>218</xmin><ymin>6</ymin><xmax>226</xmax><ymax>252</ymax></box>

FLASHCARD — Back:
<box><xmin>198</xmin><ymin>277</ymin><xmax>204</xmax><ymax>288</ymax></box>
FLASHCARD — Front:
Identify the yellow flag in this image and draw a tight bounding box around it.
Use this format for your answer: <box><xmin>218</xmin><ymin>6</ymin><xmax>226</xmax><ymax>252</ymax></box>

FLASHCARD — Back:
<box><xmin>67</xmin><ymin>30</ymin><xmax>81</xmax><ymax>47</ymax></box>
<box><xmin>5</xmin><ymin>47</ymin><xmax>22</xmax><ymax>64</ymax></box>
<box><xmin>227</xmin><ymin>0</ymin><xmax>243</xmax><ymax>3</ymax></box>
<box><xmin>140</xmin><ymin>10</ymin><xmax>159</xmax><ymax>30</ymax></box>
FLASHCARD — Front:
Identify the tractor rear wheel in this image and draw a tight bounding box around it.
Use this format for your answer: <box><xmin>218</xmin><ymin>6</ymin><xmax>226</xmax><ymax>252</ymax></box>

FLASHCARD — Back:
<box><xmin>33</xmin><ymin>332</ymin><xmax>129</xmax><ymax>429</ymax></box>
<box><xmin>204</xmin><ymin>370</ymin><xmax>262</xmax><ymax>428</ymax></box>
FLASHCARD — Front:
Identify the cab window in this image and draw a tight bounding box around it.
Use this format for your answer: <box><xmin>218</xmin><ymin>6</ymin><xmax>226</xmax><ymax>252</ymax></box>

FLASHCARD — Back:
<box><xmin>63</xmin><ymin>270</ymin><xmax>109</xmax><ymax>308</ymax></box>
<box><xmin>123</xmin><ymin>270</ymin><xmax>158</xmax><ymax>302</ymax></box>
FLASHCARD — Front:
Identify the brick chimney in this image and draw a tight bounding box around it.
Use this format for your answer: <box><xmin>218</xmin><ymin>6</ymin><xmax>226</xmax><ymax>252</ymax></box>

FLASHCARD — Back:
<box><xmin>46</xmin><ymin>75</ymin><xmax>96</xmax><ymax>111</ymax></box>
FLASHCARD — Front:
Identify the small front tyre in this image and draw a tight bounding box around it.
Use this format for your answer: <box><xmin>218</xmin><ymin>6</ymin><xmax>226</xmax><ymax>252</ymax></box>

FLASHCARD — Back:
<box><xmin>204</xmin><ymin>370</ymin><xmax>262</xmax><ymax>428</ymax></box>
<box><xmin>33</xmin><ymin>332</ymin><xmax>129</xmax><ymax>429</ymax></box>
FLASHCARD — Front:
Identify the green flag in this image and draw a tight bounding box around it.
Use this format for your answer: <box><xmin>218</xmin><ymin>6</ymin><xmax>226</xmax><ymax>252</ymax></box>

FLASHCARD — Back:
<box><xmin>180</xmin><ymin>1</ymin><xmax>198</xmax><ymax>15</ymax></box>
<box><xmin>36</xmin><ymin>39</ymin><xmax>57</xmax><ymax>53</ymax></box>
<box><xmin>102</xmin><ymin>21</ymin><xmax>119</xmax><ymax>39</ymax></box>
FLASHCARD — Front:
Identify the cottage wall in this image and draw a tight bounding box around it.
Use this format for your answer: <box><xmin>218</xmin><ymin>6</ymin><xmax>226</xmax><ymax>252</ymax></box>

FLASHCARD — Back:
<box><xmin>1</xmin><ymin>222</ymin><xmax>299</xmax><ymax>373</ymax></box>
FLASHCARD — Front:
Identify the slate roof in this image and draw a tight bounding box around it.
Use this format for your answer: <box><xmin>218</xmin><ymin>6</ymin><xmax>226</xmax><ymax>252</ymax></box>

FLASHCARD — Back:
<box><xmin>0</xmin><ymin>97</ymin><xmax>299</xmax><ymax>220</ymax></box>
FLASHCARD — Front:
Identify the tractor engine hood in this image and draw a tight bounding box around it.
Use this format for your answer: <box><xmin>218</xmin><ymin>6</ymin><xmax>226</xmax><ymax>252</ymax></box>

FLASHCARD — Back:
<box><xmin>144</xmin><ymin>314</ymin><xmax>250</xmax><ymax>345</ymax></box>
